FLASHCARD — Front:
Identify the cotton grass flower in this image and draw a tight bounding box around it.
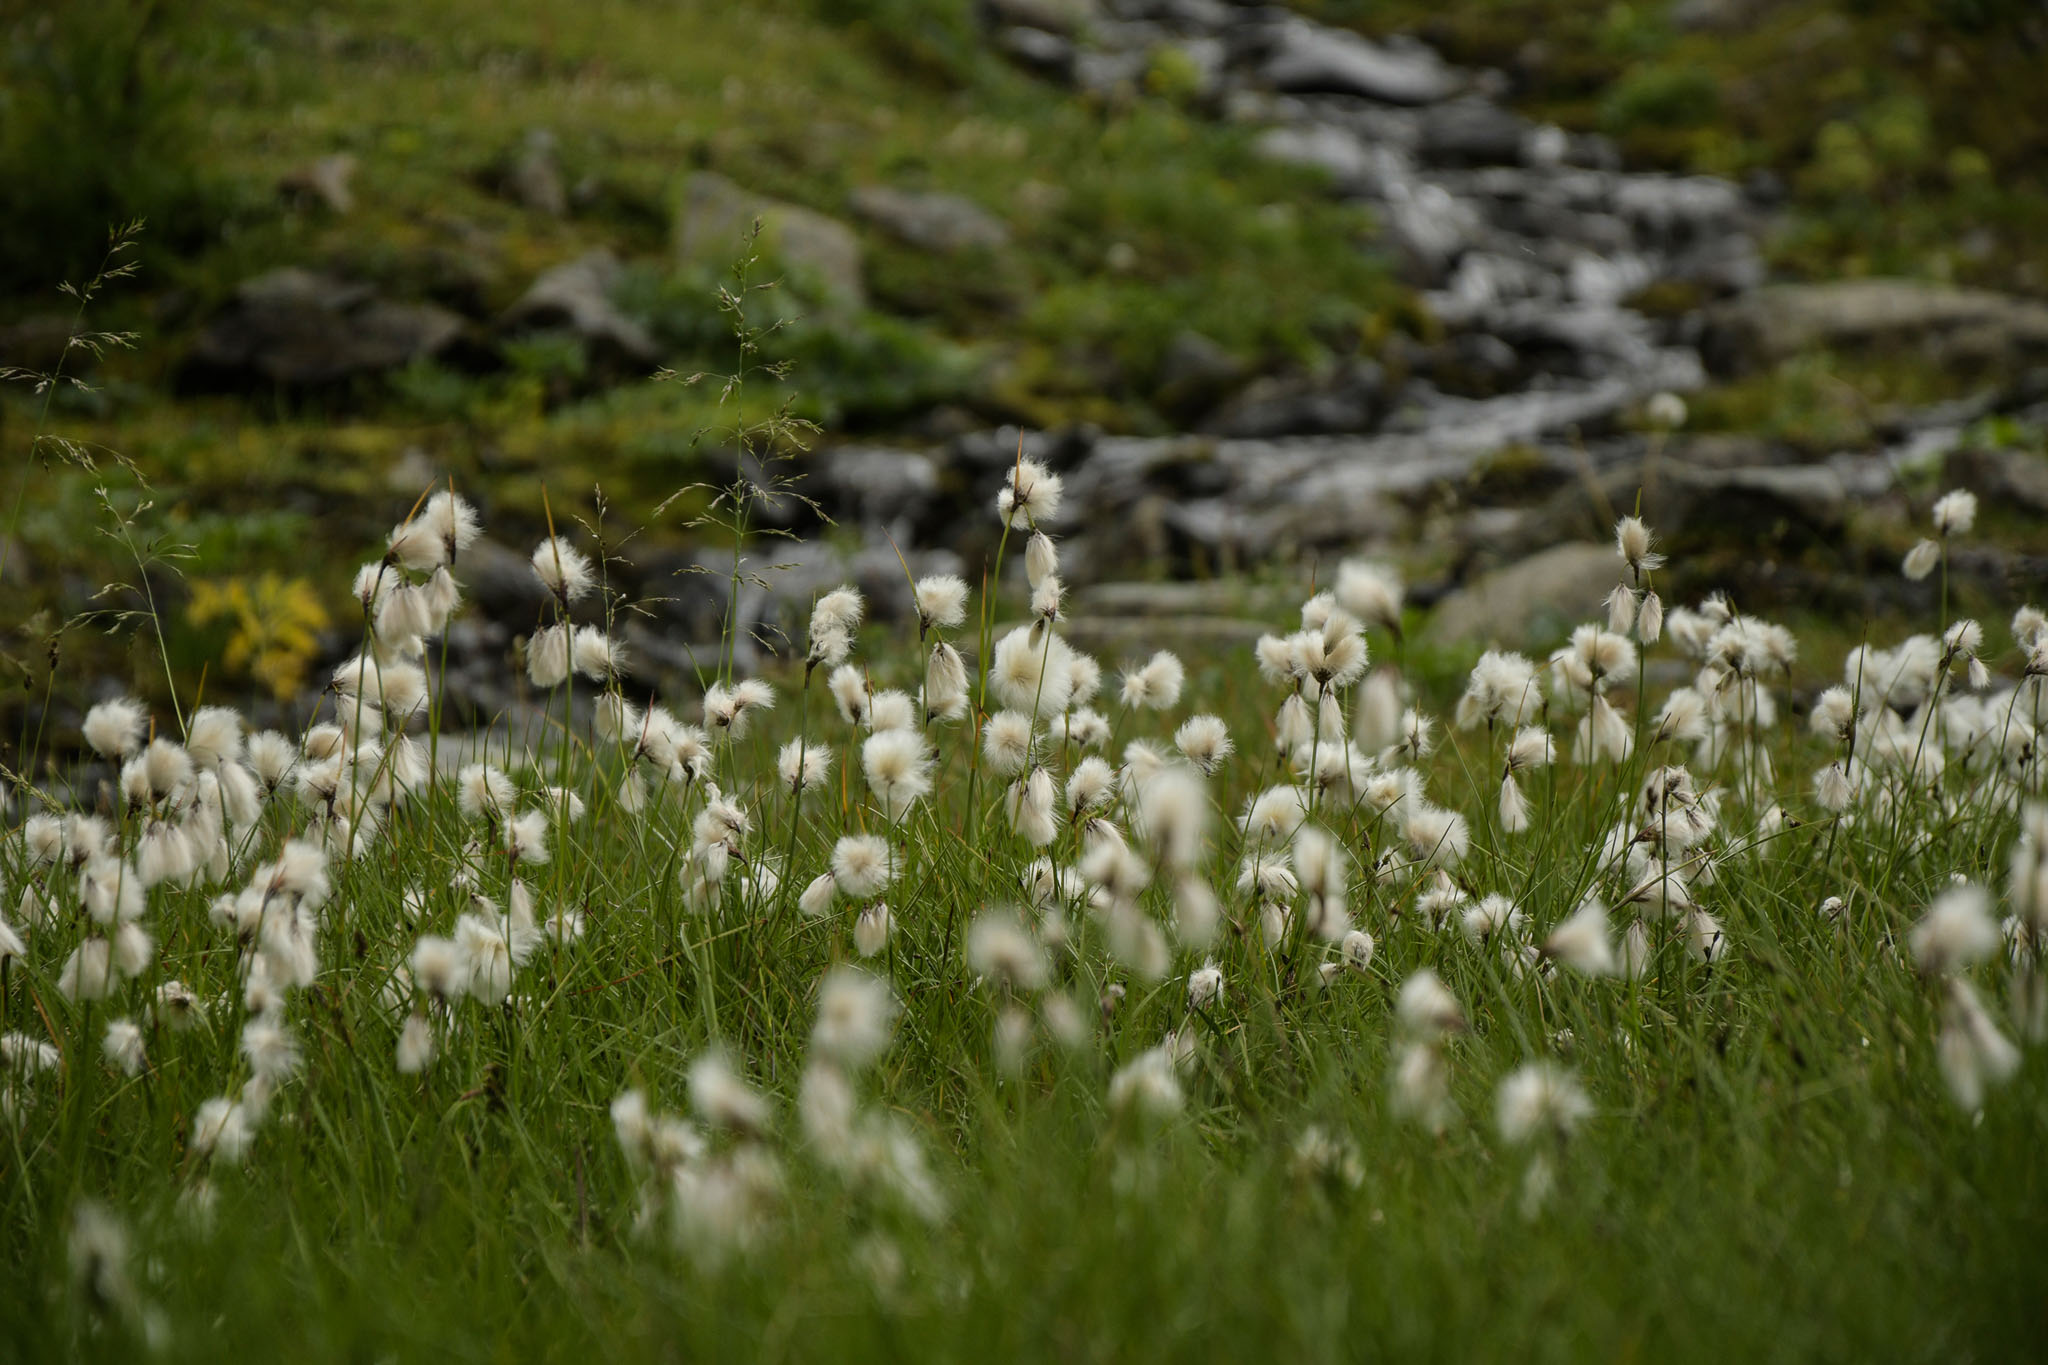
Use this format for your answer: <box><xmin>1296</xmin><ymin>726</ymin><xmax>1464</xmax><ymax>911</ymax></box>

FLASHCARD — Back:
<box><xmin>1107</xmin><ymin>1046</ymin><xmax>1183</xmax><ymax>1119</ymax></box>
<box><xmin>1932</xmin><ymin>489</ymin><xmax>1977</xmax><ymax>538</ymax></box>
<box><xmin>1937</xmin><ymin>978</ymin><xmax>2019</xmax><ymax>1110</ymax></box>
<box><xmin>1334</xmin><ymin>559</ymin><xmax>1403</xmax><ymax>635</ymax></box>
<box><xmin>996</xmin><ymin>457</ymin><xmax>1063</xmax><ymax>528</ymax></box>
<box><xmin>830</xmin><ymin>835</ymin><xmax>895</xmax><ymax>900</ymax></box>
<box><xmin>689</xmin><ymin>1050</ymin><xmax>773</xmax><ymax>1137</ymax></box>
<box><xmin>1456</xmin><ymin>651</ymin><xmax>1541</xmax><ymax>731</ymax></box>
<box><xmin>989</xmin><ymin>627</ymin><xmax>1073</xmax><ymax>717</ymax></box>
<box><xmin>531</xmin><ymin>535</ymin><xmax>594</xmax><ymax>604</ymax></box>
<box><xmin>1496</xmin><ymin>1062</ymin><xmax>1591</xmax><ymax>1145</ymax></box>
<box><xmin>1910</xmin><ymin>883</ymin><xmax>2001</xmax><ymax>975</ymax></box>
<box><xmin>1615</xmin><ymin>515</ymin><xmax>1664</xmax><ymax>581</ymax></box>
<box><xmin>1119</xmin><ymin>651</ymin><xmax>1185</xmax><ymax>711</ymax></box>
<box><xmin>102</xmin><ymin>1020</ymin><xmax>146</xmax><ymax>1078</ymax></box>
<box><xmin>812</xmin><ymin>968</ymin><xmax>898</xmax><ymax>1072</ymax></box>
<box><xmin>853</xmin><ymin>903</ymin><xmax>894</xmax><ymax>958</ymax></box>
<box><xmin>982</xmin><ymin>711</ymin><xmax>1036</xmax><ymax>777</ymax></box>
<box><xmin>1542</xmin><ymin>898</ymin><xmax>1615</xmax><ymax>976</ymax></box>
<box><xmin>83</xmin><ymin>698</ymin><xmax>147</xmax><ymax>760</ymax></box>
<box><xmin>776</xmin><ymin>739</ymin><xmax>831</xmax><ymax>796</ymax></box>
<box><xmin>862</xmin><ymin>729</ymin><xmax>933</xmax><ymax>823</ymax></box>
<box><xmin>967</xmin><ymin>911</ymin><xmax>1049</xmax><ymax>993</ymax></box>
<box><xmin>914</xmin><ymin>574</ymin><xmax>969</xmax><ymax>633</ymax></box>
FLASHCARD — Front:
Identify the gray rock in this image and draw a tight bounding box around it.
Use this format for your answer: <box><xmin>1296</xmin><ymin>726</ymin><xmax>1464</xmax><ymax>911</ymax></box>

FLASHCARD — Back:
<box><xmin>1052</xmin><ymin>614</ymin><xmax>1271</xmax><ymax>650</ymax></box>
<box><xmin>1259</xmin><ymin>21</ymin><xmax>1459</xmax><ymax>106</ymax></box>
<box><xmin>502</xmin><ymin>250</ymin><xmax>661</xmax><ymax>367</ymax></box>
<box><xmin>1677</xmin><ymin>464</ymin><xmax>1848</xmax><ymax>533</ymax></box>
<box><xmin>1255</xmin><ymin>123</ymin><xmax>1375</xmax><ymax>184</ymax></box>
<box><xmin>1419</xmin><ymin>99</ymin><xmax>1530</xmax><ymax>166</ymax></box>
<box><xmin>1074</xmin><ymin>48</ymin><xmax>1153</xmax><ymax>96</ymax></box>
<box><xmin>1380</xmin><ymin>181</ymin><xmax>1483</xmax><ymax>284</ymax></box>
<box><xmin>1508</xmin><ymin>459</ymin><xmax>1850</xmax><ymax>560</ymax></box>
<box><xmin>186</xmin><ymin>268</ymin><xmax>464</xmax><ymax>388</ymax></box>
<box><xmin>458</xmin><ymin>538</ymin><xmax>551</xmax><ymax>626</ymax></box>
<box><xmin>676</xmin><ymin>172</ymin><xmax>866</xmax><ymax>310</ymax></box>
<box><xmin>813</xmin><ymin>446</ymin><xmax>941</xmax><ymax>532</ymax></box>
<box><xmin>1105</xmin><ymin>0</ymin><xmax>1232</xmax><ymax>29</ymax></box>
<box><xmin>1610</xmin><ymin>174</ymin><xmax>1744</xmax><ymax>242</ymax></box>
<box><xmin>278</xmin><ymin>154</ymin><xmax>357</xmax><ymax>214</ymax></box>
<box><xmin>996</xmin><ymin>25</ymin><xmax>1076</xmax><ymax>80</ymax></box>
<box><xmin>1944</xmin><ymin>445</ymin><xmax>2048</xmax><ymax>515</ymax></box>
<box><xmin>1074</xmin><ymin>579</ymin><xmax>1289</xmax><ymax>618</ymax></box>
<box><xmin>508</xmin><ymin>129</ymin><xmax>567</xmax><ymax>217</ymax></box>
<box><xmin>1703</xmin><ymin>280</ymin><xmax>2048</xmax><ymax>375</ymax></box>
<box><xmin>985</xmin><ymin>0</ymin><xmax>1100</xmax><ymax>35</ymax></box>
<box><xmin>1152</xmin><ymin>330</ymin><xmax>1247</xmax><ymax>420</ymax></box>
<box><xmin>850</xmin><ymin>186</ymin><xmax>1011</xmax><ymax>254</ymax></box>
<box><xmin>1420</xmin><ymin>542</ymin><xmax>1618</xmax><ymax>648</ymax></box>
<box><xmin>1200</xmin><ymin>361</ymin><xmax>1385</xmax><ymax>438</ymax></box>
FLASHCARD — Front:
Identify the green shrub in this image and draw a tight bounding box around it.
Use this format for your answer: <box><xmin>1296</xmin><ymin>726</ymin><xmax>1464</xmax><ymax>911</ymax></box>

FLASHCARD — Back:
<box><xmin>1599</xmin><ymin>63</ymin><xmax>1720</xmax><ymax>134</ymax></box>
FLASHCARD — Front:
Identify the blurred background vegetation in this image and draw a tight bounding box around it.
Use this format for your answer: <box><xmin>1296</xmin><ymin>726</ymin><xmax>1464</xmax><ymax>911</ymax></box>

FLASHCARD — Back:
<box><xmin>1</xmin><ymin>0</ymin><xmax>2044</xmax><ymax>712</ymax></box>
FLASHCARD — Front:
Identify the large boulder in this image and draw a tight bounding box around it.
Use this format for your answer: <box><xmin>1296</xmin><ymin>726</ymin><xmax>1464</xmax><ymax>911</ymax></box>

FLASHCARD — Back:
<box><xmin>1703</xmin><ymin>280</ymin><xmax>2048</xmax><ymax>375</ymax></box>
<box><xmin>850</xmin><ymin>187</ymin><xmax>1011</xmax><ymax>254</ymax></box>
<box><xmin>676</xmin><ymin>172</ymin><xmax>866</xmax><ymax>310</ymax></box>
<box><xmin>1254</xmin><ymin>123</ymin><xmax>1376</xmax><ymax>185</ymax></box>
<box><xmin>184</xmin><ymin>268</ymin><xmax>465</xmax><ymax>389</ymax></box>
<box><xmin>1257</xmin><ymin>20</ymin><xmax>1459</xmax><ymax>106</ymax></box>
<box><xmin>1420</xmin><ymin>542</ymin><xmax>1619</xmax><ymax>648</ymax></box>
<box><xmin>1419</xmin><ymin>99</ymin><xmax>1531</xmax><ymax>167</ymax></box>
<box><xmin>1199</xmin><ymin>361</ymin><xmax>1386</xmax><ymax>438</ymax></box>
<box><xmin>501</xmin><ymin>250</ymin><xmax>661</xmax><ymax>368</ymax></box>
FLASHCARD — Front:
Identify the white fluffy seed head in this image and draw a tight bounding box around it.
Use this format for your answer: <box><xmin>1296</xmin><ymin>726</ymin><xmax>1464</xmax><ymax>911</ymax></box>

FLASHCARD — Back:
<box><xmin>1910</xmin><ymin>883</ymin><xmax>2000</xmax><ymax>975</ymax></box>
<box><xmin>1615</xmin><ymin>516</ymin><xmax>1664</xmax><ymax>577</ymax></box>
<box><xmin>831</xmin><ymin>835</ymin><xmax>895</xmax><ymax>900</ymax></box>
<box><xmin>983</xmin><ymin>711</ymin><xmax>1037</xmax><ymax>778</ymax></box>
<box><xmin>990</xmin><ymin>627</ymin><xmax>1074</xmax><ymax>718</ymax></box>
<box><xmin>812</xmin><ymin>967</ymin><xmax>898</xmax><ymax>1072</ymax></box>
<box><xmin>1396</xmin><ymin>969</ymin><xmax>1464</xmax><ymax>1039</ymax></box>
<box><xmin>1174</xmin><ymin>714</ymin><xmax>1233</xmax><ymax>775</ymax></box>
<box><xmin>1902</xmin><ymin>538</ymin><xmax>1940</xmax><ymax>581</ymax></box>
<box><xmin>1119</xmin><ymin>651</ymin><xmax>1185</xmax><ymax>711</ymax></box>
<box><xmin>530</xmin><ymin>535</ymin><xmax>594</xmax><ymax>603</ymax></box>
<box><xmin>966</xmin><ymin>911</ymin><xmax>1049</xmax><ymax>993</ymax></box>
<box><xmin>777</xmin><ymin>738</ymin><xmax>832</xmax><ymax>795</ymax></box>
<box><xmin>1496</xmin><ymin>1062</ymin><xmax>1591</xmax><ymax>1145</ymax></box>
<box><xmin>1334</xmin><ymin>560</ymin><xmax>1403</xmax><ymax>633</ymax></box>
<box><xmin>1024</xmin><ymin>531</ymin><xmax>1058</xmax><ymax>589</ymax></box>
<box><xmin>83</xmin><ymin>698</ymin><xmax>147</xmax><ymax>760</ymax></box>
<box><xmin>996</xmin><ymin>457</ymin><xmax>1064</xmax><ymax>528</ymax></box>
<box><xmin>1931</xmin><ymin>488</ymin><xmax>1977</xmax><ymax>538</ymax></box>
<box><xmin>914</xmin><ymin>574</ymin><xmax>969</xmax><ymax>632</ymax></box>
<box><xmin>689</xmin><ymin>1050</ymin><xmax>773</xmax><ymax>1136</ymax></box>
<box><xmin>862</xmin><ymin>729</ymin><xmax>932</xmax><ymax>823</ymax></box>
<box><xmin>854</xmin><ymin>903</ymin><xmax>894</xmax><ymax>957</ymax></box>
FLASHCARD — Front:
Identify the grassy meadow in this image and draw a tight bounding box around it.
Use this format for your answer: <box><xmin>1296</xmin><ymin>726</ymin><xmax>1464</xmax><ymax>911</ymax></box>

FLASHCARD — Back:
<box><xmin>2</xmin><ymin>442</ymin><xmax>2046</xmax><ymax>1360</ymax></box>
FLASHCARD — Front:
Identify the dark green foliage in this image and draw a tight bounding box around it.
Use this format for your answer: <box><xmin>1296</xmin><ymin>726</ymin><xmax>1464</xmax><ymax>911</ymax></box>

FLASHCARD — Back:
<box><xmin>0</xmin><ymin>0</ymin><xmax>220</xmax><ymax>294</ymax></box>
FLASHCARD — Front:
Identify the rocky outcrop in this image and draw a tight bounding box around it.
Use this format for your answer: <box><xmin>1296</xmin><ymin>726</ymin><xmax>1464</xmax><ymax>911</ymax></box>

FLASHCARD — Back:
<box><xmin>1703</xmin><ymin>281</ymin><xmax>2048</xmax><ymax>375</ymax></box>
<box><xmin>184</xmin><ymin>269</ymin><xmax>465</xmax><ymax>389</ymax></box>
<box><xmin>849</xmin><ymin>187</ymin><xmax>1011</xmax><ymax>254</ymax></box>
<box><xmin>676</xmin><ymin>172</ymin><xmax>866</xmax><ymax>310</ymax></box>
<box><xmin>1420</xmin><ymin>543</ymin><xmax>1619</xmax><ymax>648</ymax></box>
<box><xmin>501</xmin><ymin>250</ymin><xmax>661</xmax><ymax>368</ymax></box>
